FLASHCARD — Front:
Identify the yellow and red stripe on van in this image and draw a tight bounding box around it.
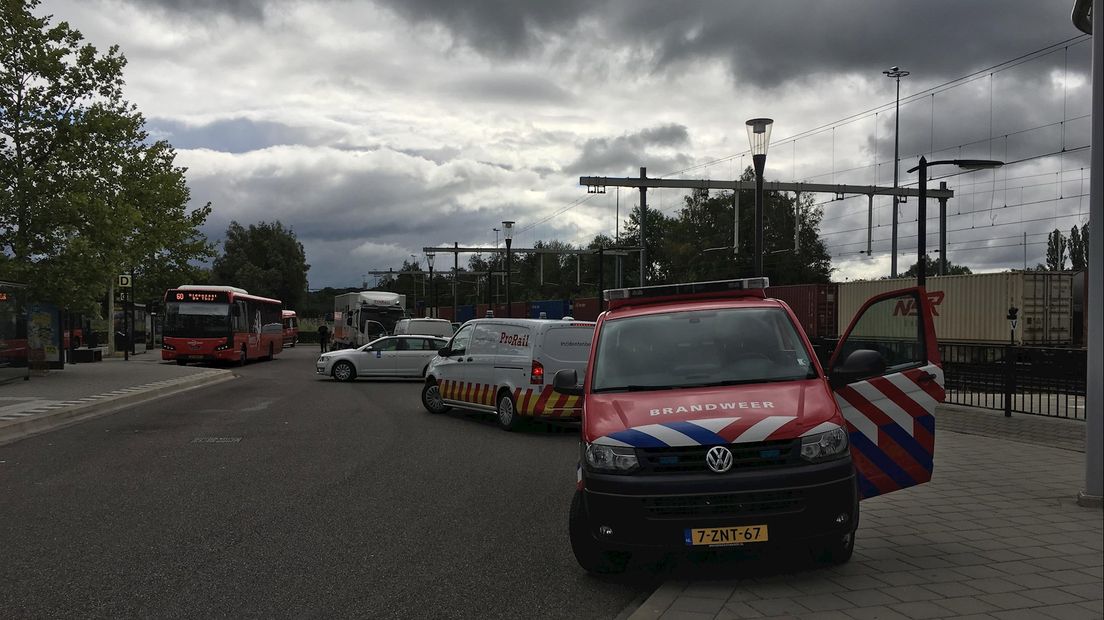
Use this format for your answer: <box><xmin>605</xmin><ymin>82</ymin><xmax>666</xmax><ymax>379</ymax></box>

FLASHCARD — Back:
<box><xmin>437</xmin><ymin>379</ymin><xmax>582</xmax><ymax>418</ymax></box>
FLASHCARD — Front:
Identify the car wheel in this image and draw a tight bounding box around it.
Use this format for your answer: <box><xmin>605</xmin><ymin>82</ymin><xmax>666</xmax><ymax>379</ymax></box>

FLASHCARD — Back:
<box><xmin>496</xmin><ymin>390</ymin><xmax>523</xmax><ymax>431</ymax></box>
<box><xmin>569</xmin><ymin>491</ymin><xmax>629</xmax><ymax>574</ymax></box>
<box><xmin>421</xmin><ymin>380</ymin><xmax>450</xmax><ymax>414</ymax></box>
<box><xmin>332</xmin><ymin>360</ymin><xmax>356</xmax><ymax>382</ymax></box>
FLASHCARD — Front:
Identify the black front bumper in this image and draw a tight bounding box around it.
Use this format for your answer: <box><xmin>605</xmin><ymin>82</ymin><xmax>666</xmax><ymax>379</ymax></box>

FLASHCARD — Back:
<box><xmin>579</xmin><ymin>457</ymin><xmax>857</xmax><ymax>551</ymax></box>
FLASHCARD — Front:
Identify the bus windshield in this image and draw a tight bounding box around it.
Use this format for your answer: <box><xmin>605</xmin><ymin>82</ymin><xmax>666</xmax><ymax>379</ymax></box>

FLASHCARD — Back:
<box><xmin>591</xmin><ymin>307</ymin><xmax>817</xmax><ymax>392</ymax></box>
<box><xmin>164</xmin><ymin>302</ymin><xmax>230</xmax><ymax>338</ymax></box>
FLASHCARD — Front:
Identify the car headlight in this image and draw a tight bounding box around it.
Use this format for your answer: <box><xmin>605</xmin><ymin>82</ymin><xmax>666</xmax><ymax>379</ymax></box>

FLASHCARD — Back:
<box><xmin>800</xmin><ymin>427</ymin><xmax>849</xmax><ymax>462</ymax></box>
<box><xmin>317</xmin><ymin>356</ymin><xmax>325</xmax><ymax>363</ymax></box>
<box><xmin>584</xmin><ymin>443</ymin><xmax>639</xmax><ymax>473</ymax></box>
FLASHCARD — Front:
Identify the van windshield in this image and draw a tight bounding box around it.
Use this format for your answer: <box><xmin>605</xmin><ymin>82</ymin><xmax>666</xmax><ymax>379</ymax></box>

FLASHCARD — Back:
<box><xmin>591</xmin><ymin>307</ymin><xmax>816</xmax><ymax>393</ymax></box>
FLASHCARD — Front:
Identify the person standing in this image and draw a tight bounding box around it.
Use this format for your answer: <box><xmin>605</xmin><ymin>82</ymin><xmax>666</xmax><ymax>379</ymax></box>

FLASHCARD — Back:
<box><xmin>317</xmin><ymin>323</ymin><xmax>330</xmax><ymax>353</ymax></box>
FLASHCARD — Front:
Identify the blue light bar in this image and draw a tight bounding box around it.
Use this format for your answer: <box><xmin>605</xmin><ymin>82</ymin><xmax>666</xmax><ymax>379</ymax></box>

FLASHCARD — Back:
<box><xmin>603</xmin><ymin>277</ymin><xmax>770</xmax><ymax>301</ymax></box>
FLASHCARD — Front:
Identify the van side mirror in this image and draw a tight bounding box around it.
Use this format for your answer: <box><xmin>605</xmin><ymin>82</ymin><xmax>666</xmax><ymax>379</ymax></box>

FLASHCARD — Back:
<box><xmin>438</xmin><ymin>347</ymin><xmax>451</xmax><ymax>357</ymax></box>
<box><xmin>553</xmin><ymin>369</ymin><xmax>583</xmax><ymax>396</ymax></box>
<box><xmin>829</xmin><ymin>349</ymin><xmax>886</xmax><ymax>390</ymax></box>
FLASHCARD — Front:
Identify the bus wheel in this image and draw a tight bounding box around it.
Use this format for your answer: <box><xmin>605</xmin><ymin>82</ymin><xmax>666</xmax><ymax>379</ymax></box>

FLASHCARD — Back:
<box><xmin>176</xmin><ymin>360</ymin><xmax>188</xmax><ymax>366</ymax></box>
<box><xmin>332</xmin><ymin>361</ymin><xmax>356</xmax><ymax>382</ymax></box>
<box><xmin>421</xmin><ymin>381</ymin><xmax>450</xmax><ymax>414</ymax></box>
<box><xmin>496</xmin><ymin>390</ymin><xmax>522</xmax><ymax>431</ymax></box>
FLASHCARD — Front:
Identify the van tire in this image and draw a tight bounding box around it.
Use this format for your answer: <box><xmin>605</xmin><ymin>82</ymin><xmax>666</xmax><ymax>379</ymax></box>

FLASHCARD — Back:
<box><xmin>569</xmin><ymin>491</ymin><xmax>629</xmax><ymax>574</ymax></box>
<box><xmin>421</xmin><ymin>380</ymin><xmax>450</xmax><ymax>414</ymax></box>
<box><xmin>333</xmin><ymin>361</ymin><xmax>356</xmax><ymax>382</ymax></box>
<box><xmin>496</xmin><ymin>390</ymin><xmax>522</xmax><ymax>431</ymax></box>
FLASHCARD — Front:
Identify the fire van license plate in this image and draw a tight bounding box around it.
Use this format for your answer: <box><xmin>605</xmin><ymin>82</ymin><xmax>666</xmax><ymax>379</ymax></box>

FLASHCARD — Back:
<box><xmin>685</xmin><ymin>525</ymin><xmax>768</xmax><ymax>546</ymax></box>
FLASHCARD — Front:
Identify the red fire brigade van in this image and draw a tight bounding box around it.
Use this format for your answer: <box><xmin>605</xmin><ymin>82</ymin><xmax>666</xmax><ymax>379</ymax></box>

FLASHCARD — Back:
<box><xmin>552</xmin><ymin>278</ymin><xmax>943</xmax><ymax>573</ymax></box>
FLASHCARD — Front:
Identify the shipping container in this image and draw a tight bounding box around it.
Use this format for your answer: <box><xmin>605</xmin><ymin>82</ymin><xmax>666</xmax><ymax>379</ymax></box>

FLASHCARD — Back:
<box><xmin>456</xmin><ymin>305</ymin><xmax>476</xmax><ymax>323</ymax></box>
<box><xmin>529</xmin><ymin>299</ymin><xmax>571</xmax><ymax>320</ymax></box>
<box><xmin>766</xmin><ymin>283</ymin><xmax>838</xmax><ymax>339</ymax></box>
<box><xmin>572</xmin><ymin>297</ymin><xmax>602</xmax><ymax>321</ymax></box>
<box><xmin>836</xmin><ymin>271</ymin><xmax>1074</xmax><ymax>345</ymax></box>
<box><xmin>436</xmin><ymin>306</ymin><xmax>454</xmax><ymax>321</ymax></box>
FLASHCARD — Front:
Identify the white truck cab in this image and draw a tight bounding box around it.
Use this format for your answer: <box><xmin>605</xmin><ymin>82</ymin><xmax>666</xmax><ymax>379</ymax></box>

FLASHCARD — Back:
<box><xmin>421</xmin><ymin>318</ymin><xmax>596</xmax><ymax>430</ymax></box>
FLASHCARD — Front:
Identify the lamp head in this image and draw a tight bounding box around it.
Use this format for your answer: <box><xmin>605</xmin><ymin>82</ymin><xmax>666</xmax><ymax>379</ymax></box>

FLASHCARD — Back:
<box><xmin>745</xmin><ymin>118</ymin><xmax>774</xmax><ymax>156</ymax></box>
<box><xmin>501</xmin><ymin>220</ymin><xmax>515</xmax><ymax>241</ymax></box>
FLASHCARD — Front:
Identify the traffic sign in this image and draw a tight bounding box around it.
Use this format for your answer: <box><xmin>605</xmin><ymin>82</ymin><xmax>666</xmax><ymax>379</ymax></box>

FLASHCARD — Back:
<box><xmin>118</xmin><ymin>274</ymin><xmax>132</xmax><ymax>288</ymax></box>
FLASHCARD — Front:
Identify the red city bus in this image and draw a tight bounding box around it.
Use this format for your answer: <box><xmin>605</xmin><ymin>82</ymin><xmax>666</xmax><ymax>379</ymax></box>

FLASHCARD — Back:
<box><xmin>162</xmin><ymin>285</ymin><xmax>283</xmax><ymax>365</ymax></box>
<box><xmin>281</xmin><ymin>310</ymin><xmax>299</xmax><ymax>347</ymax></box>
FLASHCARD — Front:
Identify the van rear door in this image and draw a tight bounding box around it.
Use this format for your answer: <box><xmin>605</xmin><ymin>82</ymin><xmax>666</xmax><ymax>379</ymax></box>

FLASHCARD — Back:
<box><xmin>828</xmin><ymin>288</ymin><xmax>943</xmax><ymax>500</ymax></box>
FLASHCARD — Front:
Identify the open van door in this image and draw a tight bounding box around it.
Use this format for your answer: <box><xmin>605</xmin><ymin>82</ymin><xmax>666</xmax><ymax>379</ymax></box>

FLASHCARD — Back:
<box><xmin>828</xmin><ymin>287</ymin><xmax>944</xmax><ymax>500</ymax></box>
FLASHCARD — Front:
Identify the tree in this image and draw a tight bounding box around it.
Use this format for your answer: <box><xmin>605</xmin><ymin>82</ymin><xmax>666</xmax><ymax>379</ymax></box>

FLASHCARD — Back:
<box><xmin>902</xmin><ymin>254</ymin><xmax>972</xmax><ymax>278</ymax></box>
<box><xmin>1</xmin><ymin>0</ymin><xmax>212</xmax><ymax>312</ymax></box>
<box><xmin>211</xmin><ymin>221</ymin><xmax>309</xmax><ymax>310</ymax></box>
<box><xmin>1068</xmin><ymin>223</ymin><xmax>1088</xmax><ymax>271</ymax></box>
<box><xmin>1045</xmin><ymin>228</ymin><xmax>1068</xmax><ymax>271</ymax></box>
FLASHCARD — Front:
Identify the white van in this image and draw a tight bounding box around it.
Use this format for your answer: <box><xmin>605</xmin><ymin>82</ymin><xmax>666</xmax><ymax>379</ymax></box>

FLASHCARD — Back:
<box><xmin>393</xmin><ymin>318</ymin><xmax>455</xmax><ymax>338</ymax></box>
<box><xmin>421</xmin><ymin>318</ymin><xmax>596</xmax><ymax>430</ymax></box>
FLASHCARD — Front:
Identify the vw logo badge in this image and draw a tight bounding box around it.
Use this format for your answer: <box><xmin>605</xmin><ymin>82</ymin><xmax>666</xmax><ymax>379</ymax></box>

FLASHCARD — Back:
<box><xmin>705</xmin><ymin>446</ymin><xmax>733</xmax><ymax>473</ymax></box>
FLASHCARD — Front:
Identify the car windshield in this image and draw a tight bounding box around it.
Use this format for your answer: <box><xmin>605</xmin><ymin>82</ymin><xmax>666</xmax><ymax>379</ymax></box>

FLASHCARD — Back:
<box><xmin>591</xmin><ymin>307</ymin><xmax>816</xmax><ymax>392</ymax></box>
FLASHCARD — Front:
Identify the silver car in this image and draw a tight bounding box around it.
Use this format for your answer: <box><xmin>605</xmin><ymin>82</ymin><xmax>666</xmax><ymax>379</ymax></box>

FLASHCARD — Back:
<box><xmin>316</xmin><ymin>335</ymin><xmax>448</xmax><ymax>382</ymax></box>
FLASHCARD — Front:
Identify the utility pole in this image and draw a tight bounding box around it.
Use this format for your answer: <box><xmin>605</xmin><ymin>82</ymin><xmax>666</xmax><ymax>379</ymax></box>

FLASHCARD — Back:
<box><xmin>884</xmin><ymin>66</ymin><xmax>910</xmax><ymax>277</ymax></box>
<box><xmin>638</xmin><ymin>167</ymin><xmax>648</xmax><ymax>286</ymax></box>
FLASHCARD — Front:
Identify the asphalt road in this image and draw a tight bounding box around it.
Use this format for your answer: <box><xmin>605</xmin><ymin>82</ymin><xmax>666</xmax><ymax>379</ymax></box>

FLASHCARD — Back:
<box><xmin>0</xmin><ymin>346</ymin><xmax>657</xmax><ymax>619</ymax></box>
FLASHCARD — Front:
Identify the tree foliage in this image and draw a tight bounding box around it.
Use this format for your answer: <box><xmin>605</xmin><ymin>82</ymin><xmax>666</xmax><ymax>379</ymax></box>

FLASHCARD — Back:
<box><xmin>1045</xmin><ymin>228</ymin><xmax>1068</xmax><ymax>271</ymax></box>
<box><xmin>0</xmin><ymin>0</ymin><xmax>212</xmax><ymax>312</ymax></box>
<box><xmin>211</xmin><ymin>221</ymin><xmax>309</xmax><ymax>310</ymax></box>
<box><xmin>902</xmin><ymin>254</ymin><xmax>972</xmax><ymax>278</ymax></box>
<box><xmin>1068</xmin><ymin>223</ymin><xmax>1089</xmax><ymax>271</ymax></box>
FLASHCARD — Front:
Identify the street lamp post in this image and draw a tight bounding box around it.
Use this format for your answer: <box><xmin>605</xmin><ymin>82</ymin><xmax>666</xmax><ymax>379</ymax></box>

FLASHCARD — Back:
<box><xmin>426</xmin><ymin>252</ymin><xmax>436</xmax><ymax>318</ymax></box>
<box><xmin>907</xmin><ymin>157</ymin><xmax>1003</xmax><ymax>287</ymax></box>
<box><xmin>502</xmin><ymin>221</ymin><xmax>514</xmax><ymax>317</ymax></box>
<box><xmin>884</xmin><ymin>66</ymin><xmax>910</xmax><ymax>277</ymax></box>
<box><xmin>746</xmin><ymin>118</ymin><xmax>774</xmax><ymax>277</ymax></box>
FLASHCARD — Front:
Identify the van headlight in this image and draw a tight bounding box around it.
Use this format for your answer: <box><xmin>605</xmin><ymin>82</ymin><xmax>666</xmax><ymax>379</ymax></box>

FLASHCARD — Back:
<box><xmin>584</xmin><ymin>443</ymin><xmax>639</xmax><ymax>473</ymax></box>
<box><xmin>800</xmin><ymin>427</ymin><xmax>849</xmax><ymax>462</ymax></box>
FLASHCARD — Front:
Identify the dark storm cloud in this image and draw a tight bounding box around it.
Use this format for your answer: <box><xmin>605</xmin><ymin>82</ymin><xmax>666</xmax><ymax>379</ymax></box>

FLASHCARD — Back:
<box><xmin>563</xmin><ymin>123</ymin><xmax>692</xmax><ymax>176</ymax></box>
<box><xmin>132</xmin><ymin>0</ymin><xmax>267</xmax><ymax>20</ymax></box>
<box><xmin>147</xmin><ymin>117</ymin><xmax>323</xmax><ymax>153</ymax></box>
<box><xmin>372</xmin><ymin>0</ymin><xmax>1077</xmax><ymax>88</ymax></box>
<box><xmin>372</xmin><ymin>0</ymin><xmax>592</xmax><ymax>57</ymax></box>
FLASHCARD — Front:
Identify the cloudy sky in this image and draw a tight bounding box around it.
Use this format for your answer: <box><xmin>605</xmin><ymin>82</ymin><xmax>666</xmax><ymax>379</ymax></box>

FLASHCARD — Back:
<box><xmin>42</xmin><ymin>0</ymin><xmax>1093</xmax><ymax>288</ymax></box>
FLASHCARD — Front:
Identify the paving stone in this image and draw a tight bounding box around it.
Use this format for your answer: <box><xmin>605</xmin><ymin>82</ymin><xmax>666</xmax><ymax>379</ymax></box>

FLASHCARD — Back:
<box><xmin>669</xmin><ymin>596</ymin><xmax>727</xmax><ymax>615</ymax></box>
<box><xmin>788</xmin><ymin>593</ymin><xmax>852</xmax><ymax>612</ymax></box>
<box><xmin>880</xmin><ymin>584</ymin><xmax>944</xmax><ymax>602</ymax></box>
<box><xmin>828</xmin><ymin>575</ymin><xmax>892</xmax><ymax>591</ymax></box>
<box><xmin>1036</xmin><ymin>603</ymin><xmax>1104</xmax><ymax>620</ymax></box>
<box><xmin>841</xmin><ymin>605</ymin><xmax>911</xmax><ymax>620</ymax></box>
<box><xmin>933</xmin><ymin>596</ymin><xmax>1002</xmax><ymax>615</ymax></box>
<box><xmin>889</xmin><ymin>600</ymin><xmax>955</xmax><ymax>619</ymax></box>
<box><xmin>1018</xmin><ymin>587</ymin><xmax>1092</xmax><ymax>605</ymax></box>
<box><xmin>976</xmin><ymin>592</ymin><xmax>1045</xmax><ymax>611</ymax></box>
<box><xmin>740</xmin><ymin>581</ymin><xmax>803</xmax><ymax>600</ymax></box>
<box><xmin>680</xmin><ymin>583</ymin><xmax>736</xmax><ymax>601</ymax></box>
<box><xmin>1059</xmin><ymin>582</ymin><xmax>1104</xmax><ymax>600</ymax></box>
<box><xmin>952</xmin><ymin>565</ymin><xmax>1009</xmax><ymax>579</ymax></box>
<box><xmin>745</xmin><ymin>597</ymin><xmax>811</xmax><ymax>617</ymax></box>
<box><xmin>963</xmin><ymin>578</ymin><xmax>1022</xmax><ymax>594</ymax></box>
<box><xmin>917</xmin><ymin>580</ymin><xmax>983</xmax><ymax>598</ymax></box>
<box><xmin>716</xmin><ymin>601</ymin><xmax>765</xmax><ymax>619</ymax></box>
<box><xmin>1004</xmin><ymin>572</ymin><xmax>1065</xmax><ymax>589</ymax></box>
<box><xmin>835</xmin><ymin>589</ymin><xmax>900</xmax><ymax>607</ymax></box>
<box><xmin>659</xmin><ymin>610</ymin><xmax>713</xmax><ymax>620</ymax></box>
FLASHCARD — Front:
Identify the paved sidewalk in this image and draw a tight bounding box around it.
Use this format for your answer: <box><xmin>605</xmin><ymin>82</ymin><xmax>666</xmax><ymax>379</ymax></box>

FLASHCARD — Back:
<box><xmin>630</xmin><ymin>407</ymin><xmax>1102</xmax><ymax>620</ymax></box>
<box><xmin>0</xmin><ymin>351</ymin><xmax>233</xmax><ymax>444</ymax></box>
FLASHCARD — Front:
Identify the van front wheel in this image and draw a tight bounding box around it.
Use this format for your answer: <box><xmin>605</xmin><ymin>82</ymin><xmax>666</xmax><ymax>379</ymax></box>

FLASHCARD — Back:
<box><xmin>421</xmin><ymin>381</ymin><xmax>450</xmax><ymax>414</ymax></box>
<box><xmin>496</xmin><ymin>391</ymin><xmax>522</xmax><ymax>431</ymax></box>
